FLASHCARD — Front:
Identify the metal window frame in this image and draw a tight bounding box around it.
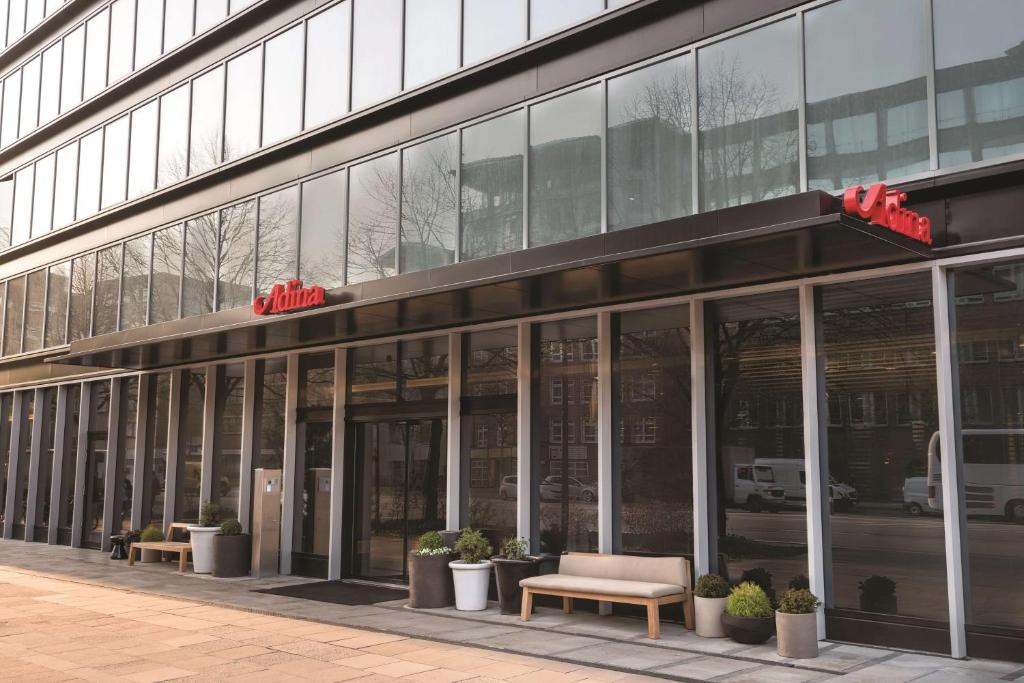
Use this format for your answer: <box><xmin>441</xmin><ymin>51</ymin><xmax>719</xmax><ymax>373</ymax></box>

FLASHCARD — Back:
<box><xmin>46</xmin><ymin>383</ymin><xmax>68</xmax><ymax>543</ymax></box>
<box><xmin>99</xmin><ymin>376</ymin><xmax>121</xmax><ymax>552</ymax></box>
<box><xmin>446</xmin><ymin>331</ymin><xmax>462</xmax><ymax>529</ymax></box>
<box><xmin>327</xmin><ymin>347</ymin><xmax>347</xmax><ymax>579</ymax></box>
<box><xmin>22</xmin><ymin>387</ymin><xmax>43</xmax><ymax>539</ymax></box>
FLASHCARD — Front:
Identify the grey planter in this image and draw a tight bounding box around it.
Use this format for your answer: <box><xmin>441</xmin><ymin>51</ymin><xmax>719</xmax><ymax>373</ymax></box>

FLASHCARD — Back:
<box><xmin>213</xmin><ymin>534</ymin><xmax>251</xmax><ymax>578</ymax></box>
<box><xmin>776</xmin><ymin>611</ymin><xmax>818</xmax><ymax>658</ymax></box>
<box><xmin>139</xmin><ymin>547</ymin><xmax>162</xmax><ymax>563</ymax></box>
<box><xmin>409</xmin><ymin>553</ymin><xmax>455</xmax><ymax>608</ymax></box>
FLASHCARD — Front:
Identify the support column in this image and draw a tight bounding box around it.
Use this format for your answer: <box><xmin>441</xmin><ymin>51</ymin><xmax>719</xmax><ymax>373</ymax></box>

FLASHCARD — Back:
<box><xmin>446</xmin><ymin>332</ymin><xmax>462</xmax><ymax>531</ymax></box>
<box><xmin>238</xmin><ymin>360</ymin><xmax>257</xmax><ymax>533</ymax></box>
<box><xmin>517</xmin><ymin>322</ymin><xmax>532</xmax><ymax>546</ymax></box>
<box><xmin>47</xmin><ymin>386</ymin><xmax>69</xmax><ymax>544</ymax></box>
<box><xmin>71</xmin><ymin>387</ymin><xmax>91</xmax><ymax>547</ymax></box>
<box><xmin>3</xmin><ymin>391</ymin><xmax>24</xmax><ymax>539</ymax></box>
<box><xmin>328</xmin><ymin>348</ymin><xmax>347</xmax><ymax>580</ymax></box>
<box><xmin>597</xmin><ymin>312</ymin><xmax>613</xmax><ymax>553</ymax></box>
<box><xmin>101</xmin><ymin>378</ymin><xmax>122</xmax><ymax>552</ymax></box>
<box><xmin>280</xmin><ymin>354</ymin><xmax>300</xmax><ymax>575</ymax></box>
<box><xmin>690</xmin><ymin>301</ymin><xmax>711</xmax><ymax>578</ymax></box>
<box><xmin>24</xmin><ymin>389</ymin><xmax>45</xmax><ymax>540</ymax></box>
<box><xmin>162</xmin><ymin>371</ymin><xmax>183</xmax><ymax>529</ymax></box>
<box><xmin>199</xmin><ymin>365</ymin><xmax>217</xmax><ymax>508</ymax></box>
<box><xmin>131</xmin><ymin>374</ymin><xmax>151</xmax><ymax>530</ymax></box>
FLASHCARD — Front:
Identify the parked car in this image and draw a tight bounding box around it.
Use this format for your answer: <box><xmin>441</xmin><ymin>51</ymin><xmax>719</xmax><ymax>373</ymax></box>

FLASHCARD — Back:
<box><xmin>499</xmin><ymin>475</ymin><xmax>517</xmax><ymax>500</ymax></box>
<box><xmin>903</xmin><ymin>476</ymin><xmax>934</xmax><ymax>516</ymax></box>
<box><xmin>539</xmin><ymin>475</ymin><xmax>597</xmax><ymax>502</ymax></box>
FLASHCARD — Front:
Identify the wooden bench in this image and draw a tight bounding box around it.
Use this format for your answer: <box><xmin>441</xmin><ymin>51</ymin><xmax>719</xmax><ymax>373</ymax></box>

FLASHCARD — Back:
<box><xmin>128</xmin><ymin>523</ymin><xmax>192</xmax><ymax>574</ymax></box>
<box><xmin>519</xmin><ymin>552</ymin><xmax>694</xmax><ymax>639</ymax></box>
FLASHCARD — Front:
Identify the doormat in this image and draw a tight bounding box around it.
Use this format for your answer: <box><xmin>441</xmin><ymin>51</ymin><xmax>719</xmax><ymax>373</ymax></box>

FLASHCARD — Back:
<box><xmin>254</xmin><ymin>580</ymin><xmax>408</xmax><ymax>605</ymax></box>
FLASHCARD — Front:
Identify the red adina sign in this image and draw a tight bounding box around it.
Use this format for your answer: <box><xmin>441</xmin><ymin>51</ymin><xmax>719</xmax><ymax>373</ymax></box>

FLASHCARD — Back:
<box><xmin>842</xmin><ymin>183</ymin><xmax>932</xmax><ymax>245</ymax></box>
<box><xmin>253</xmin><ymin>279</ymin><xmax>326</xmax><ymax>315</ymax></box>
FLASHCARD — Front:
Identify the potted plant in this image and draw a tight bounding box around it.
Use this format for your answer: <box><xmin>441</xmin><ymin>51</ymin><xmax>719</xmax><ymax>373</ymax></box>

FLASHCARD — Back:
<box><xmin>859</xmin><ymin>575</ymin><xmax>897</xmax><ymax>614</ymax></box>
<box><xmin>449</xmin><ymin>528</ymin><xmax>493</xmax><ymax>611</ymax></box>
<box><xmin>138</xmin><ymin>525</ymin><xmax>163</xmax><ymax>563</ymax></box>
<box><xmin>492</xmin><ymin>537</ymin><xmax>540</xmax><ymax>615</ymax></box>
<box><xmin>721</xmin><ymin>581</ymin><xmax>775</xmax><ymax>644</ymax></box>
<box><xmin>187</xmin><ymin>503</ymin><xmax>222</xmax><ymax>574</ymax></box>
<box><xmin>776</xmin><ymin>588</ymin><xmax>821</xmax><ymax>659</ymax></box>
<box><xmin>694</xmin><ymin>574</ymin><xmax>731</xmax><ymax>638</ymax></box>
<box><xmin>213</xmin><ymin>519</ymin><xmax>251</xmax><ymax>578</ymax></box>
<box><xmin>409</xmin><ymin>531</ymin><xmax>455</xmax><ymax>608</ymax></box>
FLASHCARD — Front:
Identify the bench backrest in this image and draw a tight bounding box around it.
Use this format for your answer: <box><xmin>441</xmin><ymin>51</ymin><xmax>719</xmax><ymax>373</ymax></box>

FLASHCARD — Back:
<box><xmin>559</xmin><ymin>553</ymin><xmax>690</xmax><ymax>589</ymax></box>
<box><xmin>167</xmin><ymin>522</ymin><xmax>191</xmax><ymax>542</ymax></box>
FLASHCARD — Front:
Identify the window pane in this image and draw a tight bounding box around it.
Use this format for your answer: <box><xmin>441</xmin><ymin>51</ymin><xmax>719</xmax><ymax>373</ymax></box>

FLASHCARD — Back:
<box><xmin>68</xmin><ymin>253</ymin><xmax>95</xmax><ymax>341</ymax></box>
<box><xmin>305</xmin><ymin>2</ymin><xmax>351</xmax><ymax>128</ymax></box>
<box><xmin>82</xmin><ymin>9</ymin><xmax>109</xmax><ymax>100</ymax></box>
<box><xmin>251</xmin><ymin>358</ymin><xmax>286</xmax><ymax>524</ymax></box>
<box><xmin>76</xmin><ymin>129</ymin><xmax>103</xmax><ymax>219</ymax></box>
<box><xmin>31</xmin><ymin>154</ymin><xmax>54</xmax><ymax>238</ymax></box>
<box><xmin>465</xmin><ymin>329</ymin><xmax>517</xmax><ymax>397</ymax></box>
<box><xmin>460</xmin><ymin>111</ymin><xmax>524</xmax><ymax>260</ymax></box>
<box><xmin>218</xmin><ymin>200</ymin><xmax>255</xmax><ymax>311</ymax></box>
<box><xmin>299</xmin><ymin>170</ymin><xmax>346</xmax><ymax>289</ymax></box>
<box><xmin>116</xmin><ymin>377</ymin><xmax>139</xmax><ymax>532</ymax></box>
<box><xmin>404</xmin><ymin>0</ymin><xmax>459</xmax><ymax>90</ymax></box>
<box><xmin>158</xmin><ymin>84</ymin><xmax>190</xmax><ymax>187</ymax></box>
<box><xmin>81</xmin><ymin>381</ymin><xmax>108</xmax><ymax>546</ymax></box>
<box><xmin>230</xmin><ymin>0</ymin><xmax>257</xmax><ymax>13</ymax></box>
<box><xmin>224</xmin><ymin>47</ymin><xmax>261</xmax><ymax>161</ymax></box>
<box><xmin>53</xmin><ymin>143</ymin><xmax>78</xmax><ymax>229</ymax></box>
<box><xmin>464</xmin><ymin>412</ymin><xmax>517</xmax><ymax>540</ymax></box>
<box><xmin>256</xmin><ymin>188</ymin><xmax>298</xmax><ymax>295</ymax></box>
<box><xmin>262</xmin><ymin>25</ymin><xmax>304</xmax><ymax>145</ymax></box>
<box><xmin>805</xmin><ymin>0</ymin><xmax>929</xmax><ymax>190</ymax></box>
<box><xmin>56</xmin><ymin>385</ymin><xmax>80</xmax><ymax>534</ymax></box>
<box><xmin>295</xmin><ymin>353</ymin><xmax>334</xmax><ymax>556</ymax></box>
<box><xmin>530</xmin><ymin>0</ymin><xmax>601</xmax><ymax>37</ymax></box>
<box><xmin>350</xmin><ymin>342</ymin><xmax>397</xmax><ymax>404</ymax></box>
<box><xmin>529</xmin><ymin>85</ymin><xmax>602</xmax><ymax>246</ymax></box>
<box><xmin>12</xmin><ymin>166</ymin><xmax>32</xmax><ymax>245</ymax></box>
<box><xmin>698</xmin><ymin>19</ymin><xmax>799</xmax><ymax>211</ymax></box>
<box><xmin>128</xmin><ymin>101</ymin><xmax>158</xmax><ymax>200</ymax></box>
<box><xmin>60</xmin><ymin>27</ymin><xmax>84</xmax><ymax>114</ymax></box>
<box><xmin>7</xmin><ymin>0</ymin><xmax>24</xmax><ymax>44</ymax></box>
<box><xmin>39</xmin><ymin>43</ymin><xmax>61</xmax><ymax>125</ymax></box>
<box><xmin>535</xmin><ymin>317</ymin><xmax>598</xmax><ymax>554</ymax></box>
<box><xmin>463</xmin><ymin>0</ymin><xmax>525</xmax><ymax>65</ymax></box>
<box><xmin>608</xmin><ymin>55</ymin><xmax>693</xmax><ymax>230</ymax></box>
<box><xmin>101</xmin><ymin>115</ymin><xmax>129</xmax><ymax>209</ymax></box>
<box><xmin>135</xmin><ymin>0</ymin><xmax>163</xmax><ymax>68</ymax></box>
<box><xmin>45</xmin><ymin>262</ymin><xmax>70</xmax><ymax>347</ymax></box>
<box><xmin>351</xmin><ymin>0</ymin><xmax>401</xmax><ymax>110</ymax></box>
<box><xmin>182</xmin><ymin>213</ymin><xmax>217</xmax><ymax>317</ymax></box>
<box><xmin>150</xmin><ymin>225</ymin><xmax>182</xmax><ymax>324</ymax></box>
<box><xmin>401</xmin><ymin>133</ymin><xmax>457</xmax><ymax>273</ymax></box>
<box><xmin>195</xmin><ymin>0</ymin><xmax>227</xmax><ymax>32</ymax></box>
<box><xmin>176</xmin><ymin>370</ymin><xmax>205</xmax><ymax>522</ymax></box>
<box><xmin>108</xmin><ymin>0</ymin><xmax>135</xmax><ymax>84</ymax></box>
<box><xmin>212</xmin><ymin>364</ymin><xmax>244</xmax><ymax>518</ymax></box>
<box><xmin>93</xmin><ymin>245</ymin><xmax>121</xmax><ymax>336</ymax></box>
<box><xmin>3</xmin><ymin>276</ymin><xmax>23</xmax><ymax>355</ymax></box>
<box><xmin>163</xmin><ymin>0</ymin><xmax>194</xmax><ymax>52</ymax></box>
<box><xmin>347</xmin><ymin>153</ymin><xmax>398</xmax><ymax>283</ymax></box>
<box><xmin>142</xmin><ymin>374</ymin><xmax>170</xmax><ymax>530</ymax></box>
<box><xmin>23</xmin><ymin>270</ymin><xmax>45</xmax><ymax>353</ymax></box>
<box><xmin>34</xmin><ymin>387</ymin><xmax>57</xmax><ymax>539</ymax></box>
<box><xmin>189</xmin><ymin>67</ymin><xmax>224</xmax><ymax>175</ymax></box>
<box><xmin>0</xmin><ymin>178</ymin><xmax>10</xmax><ymax>246</ymax></box>
<box><xmin>401</xmin><ymin>337</ymin><xmax>448</xmax><ymax>401</ymax></box>
<box><xmin>121</xmin><ymin>235</ymin><xmax>150</xmax><ymax>330</ymax></box>
<box><xmin>19</xmin><ymin>56</ymin><xmax>40</xmax><ymax>136</ymax></box>
<box><xmin>2</xmin><ymin>72</ymin><xmax>22</xmax><ymax>147</ymax></box>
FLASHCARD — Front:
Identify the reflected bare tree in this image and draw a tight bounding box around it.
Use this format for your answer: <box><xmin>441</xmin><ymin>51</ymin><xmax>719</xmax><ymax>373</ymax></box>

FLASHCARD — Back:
<box><xmin>348</xmin><ymin>156</ymin><xmax>400</xmax><ymax>282</ymax></box>
<box><xmin>254</xmin><ymin>189</ymin><xmax>299</xmax><ymax>293</ymax></box>
<box><xmin>400</xmin><ymin>137</ymin><xmax>458</xmax><ymax>272</ymax></box>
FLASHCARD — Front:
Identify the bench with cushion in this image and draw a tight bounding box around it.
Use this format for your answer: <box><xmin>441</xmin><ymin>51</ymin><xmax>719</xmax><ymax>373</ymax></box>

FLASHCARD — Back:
<box><xmin>519</xmin><ymin>552</ymin><xmax>694</xmax><ymax>639</ymax></box>
<box><xmin>128</xmin><ymin>523</ymin><xmax>192</xmax><ymax>574</ymax></box>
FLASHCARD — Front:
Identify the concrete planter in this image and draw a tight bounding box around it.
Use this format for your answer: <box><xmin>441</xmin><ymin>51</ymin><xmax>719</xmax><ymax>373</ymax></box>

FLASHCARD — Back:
<box><xmin>695</xmin><ymin>596</ymin><xmax>728</xmax><ymax>637</ymax></box>
<box><xmin>776</xmin><ymin>611</ymin><xmax>818</xmax><ymax>658</ymax></box>
<box><xmin>213</xmin><ymin>534</ymin><xmax>251</xmax><ymax>578</ymax></box>
<box><xmin>186</xmin><ymin>526</ymin><xmax>220</xmax><ymax>574</ymax></box>
<box><xmin>409</xmin><ymin>553</ymin><xmax>455</xmax><ymax>608</ymax></box>
<box><xmin>449</xmin><ymin>560</ymin><xmax>492</xmax><ymax>611</ymax></box>
<box><xmin>139</xmin><ymin>547</ymin><xmax>162</xmax><ymax>563</ymax></box>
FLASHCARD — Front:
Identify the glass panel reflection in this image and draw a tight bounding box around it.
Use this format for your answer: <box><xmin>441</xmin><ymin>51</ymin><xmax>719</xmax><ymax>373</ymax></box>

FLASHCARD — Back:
<box><xmin>400</xmin><ymin>133</ymin><xmax>458</xmax><ymax>273</ymax></box>
<box><xmin>460</xmin><ymin>111</ymin><xmax>524</xmax><ymax>260</ymax></box>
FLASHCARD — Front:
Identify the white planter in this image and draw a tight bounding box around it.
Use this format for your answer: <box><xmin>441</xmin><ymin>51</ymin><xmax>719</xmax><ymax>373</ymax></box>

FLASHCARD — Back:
<box><xmin>449</xmin><ymin>560</ymin><xmax>492</xmax><ymax>611</ymax></box>
<box><xmin>776</xmin><ymin>610</ymin><xmax>819</xmax><ymax>659</ymax></box>
<box><xmin>695</xmin><ymin>596</ymin><xmax>728</xmax><ymax>637</ymax></box>
<box><xmin>186</xmin><ymin>526</ymin><xmax>220</xmax><ymax>574</ymax></box>
<box><xmin>139</xmin><ymin>547</ymin><xmax>162</xmax><ymax>563</ymax></box>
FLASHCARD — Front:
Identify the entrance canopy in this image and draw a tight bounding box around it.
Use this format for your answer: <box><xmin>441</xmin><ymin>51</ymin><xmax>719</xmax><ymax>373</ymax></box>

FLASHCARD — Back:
<box><xmin>49</xmin><ymin>191</ymin><xmax>932</xmax><ymax>370</ymax></box>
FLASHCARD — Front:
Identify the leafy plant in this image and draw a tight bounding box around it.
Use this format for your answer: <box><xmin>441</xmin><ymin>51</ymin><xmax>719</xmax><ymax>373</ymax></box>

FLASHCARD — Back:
<box><xmin>740</xmin><ymin>567</ymin><xmax>776</xmax><ymax>605</ymax></box>
<box><xmin>858</xmin><ymin>575</ymin><xmax>896</xmax><ymax>597</ymax></box>
<box><xmin>124</xmin><ymin>529</ymin><xmax>142</xmax><ymax>544</ymax></box>
<box><xmin>500</xmin><ymin>537</ymin><xmax>530</xmax><ymax>561</ymax></box>
<box><xmin>454</xmin><ymin>528</ymin><xmax>492</xmax><ymax>564</ymax></box>
<box><xmin>140</xmin><ymin>525</ymin><xmax>164</xmax><ymax>542</ymax></box>
<box><xmin>694</xmin><ymin>574</ymin><xmax>731</xmax><ymax>599</ymax></box>
<box><xmin>220</xmin><ymin>519</ymin><xmax>243</xmax><ymax>536</ymax></box>
<box><xmin>777</xmin><ymin>589</ymin><xmax>821</xmax><ymax>614</ymax></box>
<box><xmin>725</xmin><ymin>581</ymin><xmax>773</xmax><ymax>619</ymax></box>
<box><xmin>199</xmin><ymin>502</ymin><xmax>222</xmax><ymax>527</ymax></box>
<box><xmin>789</xmin><ymin>574</ymin><xmax>810</xmax><ymax>591</ymax></box>
<box><xmin>413</xmin><ymin>530</ymin><xmax>451</xmax><ymax>556</ymax></box>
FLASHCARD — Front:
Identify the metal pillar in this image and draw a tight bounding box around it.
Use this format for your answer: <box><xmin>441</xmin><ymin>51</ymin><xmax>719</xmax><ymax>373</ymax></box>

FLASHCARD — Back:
<box><xmin>328</xmin><ymin>348</ymin><xmax>347</xmax><ymax>580</ymax></box>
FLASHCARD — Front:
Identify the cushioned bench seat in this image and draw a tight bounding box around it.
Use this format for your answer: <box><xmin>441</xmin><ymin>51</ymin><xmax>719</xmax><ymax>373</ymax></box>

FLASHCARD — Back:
<box><xmin>520</xmin><ymin>574</ymin><xmax>685</xmax><ymax>599</ymax></box>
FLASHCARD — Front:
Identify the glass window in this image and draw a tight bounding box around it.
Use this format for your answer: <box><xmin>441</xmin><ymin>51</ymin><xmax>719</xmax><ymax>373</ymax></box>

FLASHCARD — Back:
<box><xmin>196</xmin><ymin>0</ymin><xmax>228</xmax><ymax>33</ymax></box>
<box><xmin>6</xmin><ymin>0</ymin><xmax>23</xmax><ymax>45</ymax></box>
<box><xmin>305</xmin><ymin>2</ymin><xmax>351</xmax><ymax>129</ymax></box>
<box><xmin>142</xmin><ymin>373</ymin><xmax>170</xmax><ymax>530</ymax></box>
<box><xmin>351</xmin><ymin>0</ymin><xmax>401</xmax><ymax>110</ymax></box>
<box><xmin>116</xmin><ymin>377</ymin><xmax>139</xmax><ymax>532</ymax></box>
<box><xmin>39</xmin><ymin>43</ymin><xmax>61</xmax><ymax>126</ymax></box>
<box><xmin>11</xmin><ymin>166</ymin><xmax>32</xmax><ymax>245</ymax></box>
<box><xmin>26</xmin><ymin>0</ymin><xmax>42</xmax><ymax>27</ymax></box>
<box><xmin>53</xmin><ymin>143</ymin><xmax>78</xmax><ymax>229</ymax></box>
<box><xmin>530</xmin><ymin>0</ymin><xmax>601</xmax><ymax>37</ymax></box>
<box><xmin>401</xmin><ymin>337</ymin><xmax>448</xmax><ymax>401</ymax></box>
<box><xmin>3</xmin><ymin>276</ymin><xmax>24</xmax><ymax>355</ymax></box>
<box><xmin>1</xmin><ymin>72</ymin><xmax>22</xmax><ymax>147</ymax></box>
<box><xmin>121</xmin><ymin>235</ymin><xmax>150</xmax><ymax>330</ymax></box>
<box><xmin>805</xmin><ymin>0</ymin><xmax>930</xmax><ymax>190</ymax></box>
<box><xmin>463</xmin><ymin>0</ymin><xmax>526</xmax><ymax>65</ymax></box>
<box><xmin>93</xmin><ymin>245</ymin><xmax>122</xmax><ymax>336</ymax></box>
<box><xmin>150</xmin><ymin>225</ymin><xmax>182</xmax><ymax>324</ymax></box>
<box><xmin>18</xmin><ymin>56</ymin><xmax>40</xmax><ymax>137</ymax></box>
<box><xmin>465</xmin><ymin>328</ymin><xmax>517</xmax><ymax>397</ymax></box>
<box><xmin>224</xmin><ymin>47</ymin><xmax>261</xmax><ymax>161</ymax></box>
<box><xmin>76</xmin><ymin>129</ymin><xmax>103</xmax><ymax>219</ymax></box>
<box><xmin>108</xmin><ymin>0</ymin><xmax>135</xmax><ymax>84</ymax></box>
<box><xmin>176</xmin><ymin>370</ymin><xmax>205</xmax><ymax>523</ymax></box>
<box><xmin>263</xmin><ymin>25</ymin><xmax>304</xmax><ymax>146</ymax></box>
<box><xmin>535</xmin><ymin>318</ymin><xmax>598</xmax><ymax>554</ymax></box>
<box><xmin>461</xmin><ymin>111</ymin><xmax>524</xmax><ymax>260</ymax></box>
<box><xmin>82</xmin><ymin>8</ymin><xmax>109</xmax><ymax>100</ymax></box>
<box><xmin>299</xmin><ymin>170</ymin><xmax>346</xmax><ymax>290</ymax></box>
<box><xmin>60</xmin><ymin>26</ymin><xmax>85</xmax><ymax>114</ymax></box>
<box><xmin>608</xmin><ymin>55</ymin><xmax>693</xmax><ymax>230</ymax></box>
<box><xmin>230</xmin><ymin>0</ymin><xmax>258</xmax><ymax>13</ymax></box>
<box><xmin>68</xmin><ymin>253</ymin><xmax>95</xmax><ymax>341</ymax></box>
<box><xmin>13</xmin><ymin>391</ymin><xmax>34</xmax><ymax>532</ymax></box>
<box><xmin>31</xmin><ymin>154</ymin><xmax>55</xmax><ymax>238</ymax></box>
<box><xmin>401</xmin><ymin>133</ymin><xmax>458</xmax><ymax>273</ymax></box>
<box><xmin>128</xmin><ymin>101</ymin><xmax>158</xmax><ymax>200</ymax></box>
<box><xmin>158</xmin><ymin>84</ymin><xmax>190</xmax><ymax>187</ymax></box>
<box><xmin>251</xmin><ymin>358</ymin><xmax>286</xmax><ymax>527</ymax></box>
<box><xmin>295</xmin><ymin>353</ymin><xmax>334</xmax><ymax>558</ymax></box>
<box><xmin>182</xmin><ymin>213</ymin><xmax>217</xmax><ymax>317</ymax></box>
<box><xmin>81</xmin><ymin>381</ymin><xmax>108</xmax><ymax>547</ymax></box>
<box><xmin>347</xmin><ymin>153</ymin><xmax>398</xmax><ymax>283</ymax></box>
<box><xmin>56</xmin><ymin>385</ymin><xmax>80</xmax><ymax>540</ymax></box>
<box><xmin>0</xmin><ymin>2</ymin><xmax>7</xmax><ymax>49</ymax></box>
<box><xmin>22</xmin><ymin>270</ymin><xmax>45</xmax><ymax>353</ymax></box>
<box><xmin>0</xmin><ymin>178</ymin><xmax>12</xmax><ymax>247</ymax></box>
<box><xmin>101</xmin><ymin>115</ymin><xmax>130</xmax><ymax>209</ymax></box>
<box><xmin>45</xmin><ymin>262</ymin><xmax>70</xmax><ymax>347</ymax></box>
<box><xmin>529</xmin><ymin>85</ymin><xmax>602</xmax><ymax>246</ymax></box>
<box><xmin>33</xmin><ymin>387</ymin><xmax>58</xmax><ymax>540</ymax></box>
<box><xmin>218</xmin><ymin>200</ymin><xmax>256</xmax><ymax>311</ymax></box>
<box><xmin>135</xmin><ymin>0</ymin><xmax>163</xmax><ymax>68</ymax></box>
<box><xmin>163</xmin><ymin>0</ymin><xmax>194</xmax><ymax>52</ymax></box>
<box><xmin>404</xmin><ymin>0</ymin><xmax>459</xmax><ymax>90</ymax></box>
<box><xmin>350</xmin><ymin>342</ymin><xmax>398</xmax><ymax>404</ymax></box>
<box><xmin>255</xmin><ymin>187</ymin><xmax>298</xmax><ymax>296</ymax></box>
<box><xmin>189</xmin><ymin>67</ymin><xmax>224</xmax><ymax>175</ymax></box>
<box><xmin>212</xmin><ymin>364</ymin><xmax>244</xmax><ymax>518</ymax></box>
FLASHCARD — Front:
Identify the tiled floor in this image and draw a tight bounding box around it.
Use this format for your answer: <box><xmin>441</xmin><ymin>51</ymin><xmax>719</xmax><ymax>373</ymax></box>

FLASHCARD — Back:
<box><xmin>1</xmin><ymin>540</ymin><xmax>1022</xmax><ymax>682</ymax></box>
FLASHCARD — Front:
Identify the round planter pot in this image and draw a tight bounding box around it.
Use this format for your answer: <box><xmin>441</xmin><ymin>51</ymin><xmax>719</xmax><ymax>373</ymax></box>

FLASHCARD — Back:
<box><xmin>721</xmin><ymin>612</ymin><xmax>776</xmax><ymax>645</ymax></box>
<box><xmin>409</xmin><ymin>553</ymin><xmax>455</xmax><ymax>608</ymax></box>
<box><xmin>449</xmin><ymin>560</ymin><xmax>492</xmax><ymax>611</ymax></box>
<box><xmin>492</xmin><ymin>556</ymin><xmax>540</xmax><ymax>615</ymax></box>
<box><xmin>776</xmin><ymin>611</ymin><xmax>819</xmax><ymax>659</ymax></box>
<box><xmin>695</xmin><ymin>596</ymin><xmax>729</xmax><ymax>638</ymax></box>
<box><xmin>213</xmin><ymin>534</ymin><xmax>251</xmax><ymax>578</ymax></box>
<box><xmin>186</xmin><ymin>526</ymin><xmax>221</xmax><ymax>574</ymax></box>
<box><xmin>139</xmin><ymin>547</ymin><xmax>163</xmax><ymax>563</ymax></box>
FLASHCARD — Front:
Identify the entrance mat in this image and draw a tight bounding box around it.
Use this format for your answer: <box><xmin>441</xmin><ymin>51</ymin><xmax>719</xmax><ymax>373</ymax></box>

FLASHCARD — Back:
<box><xmin>254</xmin><ymin>580</ymin><xmax>408</xmax><ymax>605</ymax></box>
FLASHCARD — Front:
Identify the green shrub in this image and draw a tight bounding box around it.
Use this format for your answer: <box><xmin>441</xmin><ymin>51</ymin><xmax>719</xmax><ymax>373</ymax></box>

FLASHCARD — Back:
<box><xmin>140</xmin><ymin>525</ymin><xmax>164</xmax><ymax>542</ymax></box>
<box><xmin>740</xmin><ymin>567</ymin><xmax>776</xmax><ymax>605</ymax></box>
<box><xmin>199</xmin><ymin>502</ymin><xmax>222</xmax><ymax>527</ymax></box>
<box><xmin>725</xmin><ymin>582</ymin><xmax>772</xmax><ymax>619</ymax></box>
<box><xmin>220</xmin><ymin>519</ymin><xmax>243</xmax><ymax>536</ymax></box>
<box><xmin>694</xmin><ymin>574</ymin><xmax>731</xmax><ymax>599</ymax></box>
<box><xmin>789</xmin><ymin>574</ymin><xmax>810</xmax><ymax>591</ymax></box>
<box><xmin>501</xmin><ymin>537</ymin><xmax>529</xmax><ymax>561</ymax></box>
<box><xmin>858</xmin><ymin>575</ymin><xmax>896</xmax><ymax>597</ymax></box>
<box><xmin>777</xmin><ymin>589</ymin><xmax>821</xmax><ymax>614</ymax></box>
<box><xmin>454</xmin><ymin>529</ymin><xmax>492</xmax><ymax>564</ymax></box>
<box><xmin>418</xmin><ymin>530</ymin><xmax>444</xmax><ymax>552</ymax></box>
<box><xmin>124</xmin><ymin>529</ymin><xmax>142</xmax><ymax>544</ymax></box>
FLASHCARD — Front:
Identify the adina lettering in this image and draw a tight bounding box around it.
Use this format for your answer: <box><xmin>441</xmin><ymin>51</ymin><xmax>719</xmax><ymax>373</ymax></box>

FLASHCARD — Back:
<box><xmin>252</xmin><ymin>279</ymin><xmax>326</xmax><ymax>315</ymax></box>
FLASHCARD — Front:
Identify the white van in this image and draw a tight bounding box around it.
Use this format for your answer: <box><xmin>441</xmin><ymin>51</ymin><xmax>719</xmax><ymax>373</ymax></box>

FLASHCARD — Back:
<box><xmin>751</xmin><ymin>458</ymin><xmax>859</xmax><ymax>511</ymax></box>
<box><xmin>731</xmin><ymin>464</ymin><xmax>785</xmax><ymax>512</ymax></box>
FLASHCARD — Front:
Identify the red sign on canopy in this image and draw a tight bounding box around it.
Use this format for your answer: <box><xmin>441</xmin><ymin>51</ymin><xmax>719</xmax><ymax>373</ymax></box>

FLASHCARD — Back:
<box><xmin>841</xmin><ymin>183</ymin><xmax>931</xmax><ymax>245</ymax></box>
<box><xmin>253</xmin><ymin>279</ymin><xmax>326</xmax><ymax>315</ymax></box>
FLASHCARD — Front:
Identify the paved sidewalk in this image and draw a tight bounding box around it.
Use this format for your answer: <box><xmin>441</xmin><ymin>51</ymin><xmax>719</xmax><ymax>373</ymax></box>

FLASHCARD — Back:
<box><xmin>1</xmin><ymin>540</ymin><xmax>1022</xmax><ymax>682</ymax></box>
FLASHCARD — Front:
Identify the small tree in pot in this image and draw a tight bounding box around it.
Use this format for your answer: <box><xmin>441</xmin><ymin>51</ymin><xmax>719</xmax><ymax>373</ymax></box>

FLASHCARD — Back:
<box><xmin>859</xmin><ymin>575</ymin><xmax>897</xmax><ymax>614</ymax></box>
<box><xmin>492</xmin><ymin>537</ymin><xmax>540</xmax><ymax>615</ymax></box>
<box><xmin>138</xmin><ymin>525</ymin><xmax>163</xmax><ymax>563</ymax></box>
<box><xmin>721</xmin><ymin>581</ymin><xmax>776</xmax><ymax>644</ymax></box>
<box><xmin>213</xmin><ymin>519</ymin><xmax>251</xmax><ymax>578</ymax></box>
<box><xmin>187</xmin><ymin>503</ymin><xmax>222</xmax><ymax>574</ymax></box>
<box><xmin>694</xmin><ymin>574</ymin><xmax>731</xmax><ymax>637</ymax></box>
<box><xmin>449</xmin><ymin>529</ymin><xmax>492</xmax><ymax>611</ymax></box>
<box><xmin>776</xmin><ymin>588</ymin><xmax>821</xmax><ymax>658</ymax></box>
<box><xmin>409</xmin><ymin>531</ymin><xmax>455</xmax><ymax>609</ymax></box>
